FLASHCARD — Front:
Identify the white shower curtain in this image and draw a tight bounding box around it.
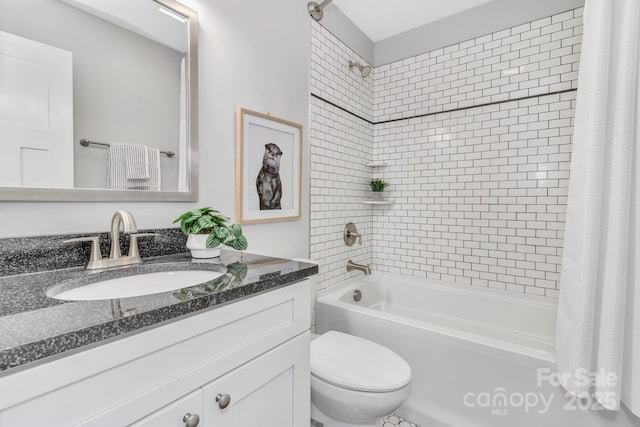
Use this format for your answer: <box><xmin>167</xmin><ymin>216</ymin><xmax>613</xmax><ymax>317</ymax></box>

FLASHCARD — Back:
<box><xmin>555</xmin><ymin>0</ymin><xmax>640</xmax><ymax>416</ymax></box>
<box><xmin>178</xmin><ymin>57</ymin><xmax>188</xmax><ymax>192</ymax></box>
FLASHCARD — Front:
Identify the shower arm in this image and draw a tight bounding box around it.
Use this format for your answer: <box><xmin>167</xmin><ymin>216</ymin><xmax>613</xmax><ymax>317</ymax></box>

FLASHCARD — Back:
<box><xmin>308</xmin><ymin>0</ymin><xmax>333</xmax><ymax>21</ymax></box>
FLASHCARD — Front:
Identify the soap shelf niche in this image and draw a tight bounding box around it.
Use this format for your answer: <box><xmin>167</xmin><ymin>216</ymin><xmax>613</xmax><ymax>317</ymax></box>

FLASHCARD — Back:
<box><xmin>362</xmin><ymin>199</ymin><xmax>394</xmax><ymax>205</ymax></box>
<box><xmin>365</xmin><ymin>161</ymin><xmax>390</xmax><ymax>204</ymax></box>
<box><xmin>366</xmin><ymin>161</ymin><xmax>387</xmax><ymax>168</ymax></box>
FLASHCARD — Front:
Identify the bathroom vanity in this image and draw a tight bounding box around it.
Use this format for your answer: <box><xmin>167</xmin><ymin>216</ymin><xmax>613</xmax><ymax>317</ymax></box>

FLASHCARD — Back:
<box><xmin>0</xmin><ymin>240</ymin><xmax>317</xmax><ymax>427</ymax></box>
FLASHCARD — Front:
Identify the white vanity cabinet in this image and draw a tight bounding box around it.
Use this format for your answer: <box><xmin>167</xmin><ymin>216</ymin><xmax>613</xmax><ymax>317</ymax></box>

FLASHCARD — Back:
<box><xmin>131</xmin><ymin>333</ymin><xmax>308</xmax><ymax>427</ymax></box>
<box><xmin>202</xmin><ymin>332</ymin><xmax>308</xmax><ymax>426</ymax></box>
<box><xmin>0</xmin><ymin>280</ymin><xmax>311</xmax><ymax>427</ymax></box>
<box><xmin>130</xmin><ymin>390</ymin><xmax>203</xmax><ymax>427</ymax></box>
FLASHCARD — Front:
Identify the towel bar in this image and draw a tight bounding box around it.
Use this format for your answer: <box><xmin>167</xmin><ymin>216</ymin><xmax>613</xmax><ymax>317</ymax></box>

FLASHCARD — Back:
<box><xmin>79</xmin><ymin>139</ymin><xmax>175</xmax><ymax>158</ymax></box>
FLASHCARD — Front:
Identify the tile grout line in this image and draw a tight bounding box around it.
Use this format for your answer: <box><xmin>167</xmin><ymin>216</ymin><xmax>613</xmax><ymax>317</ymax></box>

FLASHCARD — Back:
<box><xmin>311</xmin><ymin>88</ymin><xmax>577</xmax><ymax>127</ymax></box>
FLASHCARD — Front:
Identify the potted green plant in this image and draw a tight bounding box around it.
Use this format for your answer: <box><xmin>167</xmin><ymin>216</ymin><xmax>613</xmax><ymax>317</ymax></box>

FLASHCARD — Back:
<box><xmin>369</xmin><ymin>179</ymin><xmax>389</xmax><ymax>201</ymax></box>
<box><xmin>173</xmin><ymin>207</ymin><xmax>248</xmax><ymax>258</ymax></box>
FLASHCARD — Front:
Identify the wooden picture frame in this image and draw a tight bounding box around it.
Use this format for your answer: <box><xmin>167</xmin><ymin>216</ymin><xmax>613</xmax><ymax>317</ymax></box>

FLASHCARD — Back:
<box><xmin>236</xmin><ymin>108</ymin><xmax>302</xmax><ymax>224</ymax></box>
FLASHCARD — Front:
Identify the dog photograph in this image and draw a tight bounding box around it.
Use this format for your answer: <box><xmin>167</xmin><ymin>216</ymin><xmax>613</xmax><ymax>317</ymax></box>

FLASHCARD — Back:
<box><xmin>237</xmin><ymin>108</ymin><xmax>302</xmax><ymax>224</ymax></box>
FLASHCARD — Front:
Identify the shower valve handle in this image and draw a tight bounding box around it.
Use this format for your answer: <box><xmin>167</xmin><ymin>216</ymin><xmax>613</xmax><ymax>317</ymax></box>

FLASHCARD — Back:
<box><xmin>344</xmin><ymin>223</ymin><xmax>362</xmax><ymax>246</ymax></box>
<box><xmin>347</xmin><ymin>231</ymin><xmax>362</xmax><ymax>245</ymax></box>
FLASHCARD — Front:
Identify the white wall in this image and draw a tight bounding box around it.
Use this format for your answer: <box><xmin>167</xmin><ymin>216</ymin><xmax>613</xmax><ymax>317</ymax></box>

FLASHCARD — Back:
<box><xmin>0</xmin><ymin>0</ymin><xmax>311</xmax><ymax>260</ymax></box>
<box><xmin>316</xmin><ymin>4</ymin><xmax>374</xmax><ymax>66</ymax></box>
<box><xmin>373</xmin><ymin>0</ymin><xmax>585</xmax><ymax>66</ymax></box>
<box><xmin>310</xmin><ymin>0</ymin><xmax>584</xmax><ymax>68</ymax></box>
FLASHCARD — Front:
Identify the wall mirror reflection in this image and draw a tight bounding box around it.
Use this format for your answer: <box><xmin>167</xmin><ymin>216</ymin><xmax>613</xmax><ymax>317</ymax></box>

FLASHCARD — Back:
<box><xmin>0</xmin><ymin>0</ymin><xmax>198</xmax><ymax>201</ymax></box>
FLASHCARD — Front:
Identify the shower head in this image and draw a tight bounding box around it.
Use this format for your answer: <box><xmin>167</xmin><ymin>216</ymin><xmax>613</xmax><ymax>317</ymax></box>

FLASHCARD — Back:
<box><xmin>308</xmin><ymin>0</ymin><xmax>333</xmax><ymax>21</ymax></box>
<box><xmin>348</xmin><ymin>60</ymin><xmax>371</xmax><ymax>78</ymax></box>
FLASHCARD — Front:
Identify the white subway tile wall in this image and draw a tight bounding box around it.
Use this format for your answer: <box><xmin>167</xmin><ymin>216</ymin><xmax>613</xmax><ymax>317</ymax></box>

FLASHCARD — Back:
<box><xmin>311</xmin><ymin>22</ymin><xmax>374</xmax><ymax>122</ymax></box>
<box><xmin>310</xmin><ymin>97</ymin><xmax>373</xmax><ymax>292</ymax></box>
<box><xmin>374</xmin><ymin>8</ymin><xmax>583</xmax><ymax>122</ymax></box>
<box><xmin>309</xmin><ymin>21</ymin><xmax>375</xmax><ymax>329</ymax></box>
<box><xmin>372</xmin><ymin>92</ymin><xmax>575</xmax><ymax>297</ymax></box>
<box><xmin>310</xmin><ymin>8</ymin><xmax>582</xmax><ymax>300</ymax></box>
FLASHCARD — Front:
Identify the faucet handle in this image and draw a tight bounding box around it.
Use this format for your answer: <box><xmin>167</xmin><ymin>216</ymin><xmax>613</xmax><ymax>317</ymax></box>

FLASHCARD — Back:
<box><xmin>348</xmin><ymin>231</ymin><xmax>362</xmax><ymax>245</ymax></box>
<box><xmin>128</xmin><ymin>233</ymin><xmax>158</xmax><ymax>259</ymax></box>
<box><xmin>344</xmin><ymin>223</ymin><xmax>363</xmax><ymax>246</ymax></box>
<box><xmin>64</xmin><ymin>236</ymin><xmax>103</xmax><ymax>263</ymax></box>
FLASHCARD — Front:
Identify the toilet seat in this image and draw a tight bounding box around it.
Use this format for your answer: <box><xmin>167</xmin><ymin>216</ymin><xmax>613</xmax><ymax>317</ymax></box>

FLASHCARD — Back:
<box><xmin>310</xmin><ymin>331</ymin><xmax>411</xmax><ymax>392</ymax></box>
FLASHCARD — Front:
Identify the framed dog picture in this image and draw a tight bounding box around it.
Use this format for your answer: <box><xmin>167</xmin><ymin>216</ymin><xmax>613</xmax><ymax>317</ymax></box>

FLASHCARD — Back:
<box><xmin>236</xmin><ymin>108</ymin><xmax>302</xmax><ymax>224</ymax></box>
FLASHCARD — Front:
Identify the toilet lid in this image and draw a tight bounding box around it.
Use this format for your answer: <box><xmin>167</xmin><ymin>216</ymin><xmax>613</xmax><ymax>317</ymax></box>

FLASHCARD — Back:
<box><xmin>310</xmin><ymin>331</ymin><xmax>412</xmax><ymax>392</ymax></box>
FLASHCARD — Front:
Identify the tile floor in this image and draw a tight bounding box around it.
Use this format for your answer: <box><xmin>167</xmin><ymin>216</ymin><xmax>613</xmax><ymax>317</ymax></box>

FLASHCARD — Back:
<box><xmin>311</xmin><ymin>413</ymin><xmax>419</xmax><ymax>427</ymax></box>
<box><xmin>380</xmin><ymin>414</ymin><xmax>419</xmax><ymax>427</ymax></box>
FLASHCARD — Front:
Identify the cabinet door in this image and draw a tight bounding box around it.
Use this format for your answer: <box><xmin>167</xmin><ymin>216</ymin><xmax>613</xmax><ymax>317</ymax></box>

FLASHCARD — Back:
<box><xmin>202</xmin><ymin>332</ymin><xmax>310</xmax><ymax>427</ymax></box>
<box><xmin>129</xmin><ymin>390</ymin><xmax>203</xmax><ymax>427</ymax></box>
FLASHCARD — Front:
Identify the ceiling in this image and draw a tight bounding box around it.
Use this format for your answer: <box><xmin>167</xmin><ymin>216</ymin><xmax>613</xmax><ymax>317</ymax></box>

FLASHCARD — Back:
<box><xmin>332</xmin><ymin>0</ymin><xmax>494</xmax><ymax>42</ymax></box>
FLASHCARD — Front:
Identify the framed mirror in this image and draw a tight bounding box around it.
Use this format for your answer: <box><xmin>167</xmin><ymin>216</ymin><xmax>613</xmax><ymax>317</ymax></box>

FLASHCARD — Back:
<box><xmin>0</xmin><ymin>0</ymin><xmax>198</xmax><ymax>201</ymax></box>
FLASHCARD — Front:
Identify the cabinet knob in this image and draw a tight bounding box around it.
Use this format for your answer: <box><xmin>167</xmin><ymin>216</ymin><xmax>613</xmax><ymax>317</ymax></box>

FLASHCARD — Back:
<box><xmin>215</xmin><ymin>393</ymin><xmax>231</xmax><ymax>409</ymax></box>
<box><xmin>182</xmin><ymin>413</ymin><xmax>200</xmax><ymax>427</ymax></box>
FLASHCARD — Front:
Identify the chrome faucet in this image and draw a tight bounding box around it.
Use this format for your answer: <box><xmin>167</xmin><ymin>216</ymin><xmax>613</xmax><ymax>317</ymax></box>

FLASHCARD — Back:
<box><xmin>346</xmin><ymin>260</ymin><xmax>371</xmax><ymax>275</ymax></box>
<box><xmin>65</xmin><ymin>210</ymin><xmax>157</xmax><ymax>270</ymax></box>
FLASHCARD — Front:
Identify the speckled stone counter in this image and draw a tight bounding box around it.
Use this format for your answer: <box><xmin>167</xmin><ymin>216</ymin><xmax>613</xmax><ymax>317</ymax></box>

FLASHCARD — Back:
<box><xmin>0</xmin><ymin>249</ymin><xmax>318</xmax><ymax>372</ymax></box>
<box><xmin>0</xmin><ymin>228</ymin><xmax>187</xmax><ymax>277</ymax></box>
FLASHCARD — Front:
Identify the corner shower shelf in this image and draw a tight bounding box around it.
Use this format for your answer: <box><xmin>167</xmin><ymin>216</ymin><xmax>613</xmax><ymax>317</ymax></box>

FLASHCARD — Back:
<box><xmin>365</xmin><ymin>161</ymin><xmax>387</xmax><ymax>167</ymax></box>
<box><xmin>362</xmin><ymin>199</ymin><xmax>394</xmax><ymax>205</ymax></box>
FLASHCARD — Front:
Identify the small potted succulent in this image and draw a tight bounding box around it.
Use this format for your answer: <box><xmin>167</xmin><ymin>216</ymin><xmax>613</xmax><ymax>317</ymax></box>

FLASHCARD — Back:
<box><xmin>173</xmin><ymin>207</ymin><xmax>248</xmax><ymax>258</ymax></box>
<box><xmin>369</xmin><ymin>179</ymin><xmax>389</xmax><ymax>201</ymax></box>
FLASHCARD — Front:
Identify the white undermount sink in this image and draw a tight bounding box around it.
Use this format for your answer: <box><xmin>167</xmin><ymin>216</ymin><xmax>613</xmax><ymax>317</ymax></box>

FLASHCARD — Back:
<box><xmin>51</xmin><ymin>270</ymin><xmax>223</xmax><ymax>301</ymax></box>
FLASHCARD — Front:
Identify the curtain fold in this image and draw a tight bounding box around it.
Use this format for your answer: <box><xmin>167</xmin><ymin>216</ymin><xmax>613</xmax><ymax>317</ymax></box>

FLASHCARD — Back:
<box><xmin>556</xmin><ymin>0</ymin><xmax>640</xmax><ymax>416</ymax></box>
<box><xmin>178</xmin><ymin>56</ymin><xmax>188</xmax><ymax>192</ymax></box>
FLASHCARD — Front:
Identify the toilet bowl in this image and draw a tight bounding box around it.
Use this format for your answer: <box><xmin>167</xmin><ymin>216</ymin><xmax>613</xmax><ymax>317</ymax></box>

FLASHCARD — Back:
<box><xmin>310</xmin><ymin>330</ymin><xmax>412</xmax><ymax>427</ymax></box>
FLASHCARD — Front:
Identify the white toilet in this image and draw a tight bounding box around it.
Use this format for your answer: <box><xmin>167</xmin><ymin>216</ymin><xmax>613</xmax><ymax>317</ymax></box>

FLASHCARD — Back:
<box><xmin>310</xmin><ymin>330</ymin><xmax>412</xmax><ymax>427</ymax></box>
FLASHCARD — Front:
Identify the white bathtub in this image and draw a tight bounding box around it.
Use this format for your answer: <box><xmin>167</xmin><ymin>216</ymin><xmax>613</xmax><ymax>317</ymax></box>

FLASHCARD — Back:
<box><xmin>315</xmin><ymin>273</ymin><xmax>640</xmax><ymax>427</ymax></box>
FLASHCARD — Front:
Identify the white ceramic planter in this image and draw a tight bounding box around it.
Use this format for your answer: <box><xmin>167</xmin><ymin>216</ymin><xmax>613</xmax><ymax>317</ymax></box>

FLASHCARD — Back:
<box><xmin>186</xmin><ymin>234</ymin><xmax>222</xmax><ymax>259</ymax></box>
<box><xmin>372</xmin><ymin>192</ymin><xmax>384</xmax><ymax>201</ymax></box>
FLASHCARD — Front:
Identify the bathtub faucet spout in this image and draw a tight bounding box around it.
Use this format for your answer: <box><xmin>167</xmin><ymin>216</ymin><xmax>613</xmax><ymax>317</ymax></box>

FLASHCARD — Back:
<box><xmin>347</xmin><ymin>260</ymin><xmax>371</xmax><ymax>275</ymax></box>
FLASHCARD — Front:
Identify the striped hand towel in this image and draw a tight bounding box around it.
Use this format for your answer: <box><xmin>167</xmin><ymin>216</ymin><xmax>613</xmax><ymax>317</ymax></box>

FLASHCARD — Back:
<box><xmin>107</xmin><ymin>143</ymin><xmax>162</xmax><ymax>191</ymax></box>
<box><xmin>125</xmin><ymin>144</ymin><xmax>150</xmax><ymax>180</ymax></box>
<box><xmin>127</xmin><ymin>147</ymin><xmax>161</xmax><ymax>191</ymax></box>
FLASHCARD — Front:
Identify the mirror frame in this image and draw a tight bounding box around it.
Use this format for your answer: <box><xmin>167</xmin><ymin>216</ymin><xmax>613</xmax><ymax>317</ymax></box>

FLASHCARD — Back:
<box><xmin>0</xmin><ymin>0</ymin><xmax>198</xmax><ymax>202</ymax></box>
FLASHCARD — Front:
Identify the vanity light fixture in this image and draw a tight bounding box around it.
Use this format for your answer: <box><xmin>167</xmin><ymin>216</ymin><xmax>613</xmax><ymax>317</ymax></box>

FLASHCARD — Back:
<box><xmin>158</xmin><ymin>6</ymin><xmax>187</xmax><ymax>23</ymax></box>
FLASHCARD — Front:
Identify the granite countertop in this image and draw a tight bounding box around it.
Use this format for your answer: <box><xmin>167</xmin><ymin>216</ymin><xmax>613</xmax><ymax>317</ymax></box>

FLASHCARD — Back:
<box><xmin>0</xmin><ymin>250</ymin><xmax>318</xmax><ymax>373</ymax></box>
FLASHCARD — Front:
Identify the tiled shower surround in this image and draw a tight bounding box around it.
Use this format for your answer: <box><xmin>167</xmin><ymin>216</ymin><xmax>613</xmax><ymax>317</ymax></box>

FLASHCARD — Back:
<box><xmin>374</xmin><ymin>9</ymin><xmax>582</xmax><ymax>122</ymax></box>
<box><xmin>310</xmin><ymin>22</ymin><xmax>374</xmax><ymax>293</ymax></box>
<box><xmin>310</xmin><ymin>96</ymin><xmax>373</xmax><ymax>291</ymax></box>
<box><xmin>372</xmin><ymin>92</ymin><xmax>574</xmax><ymax>296</ymax></box>
<box><xmin>311</xmin><ymin>23</ymin><xmax>373</xmax><ymax>123</ymax></box>
<box><xmin>310</xmin><ymin>7</ymin><xmax>582</xmax><ymax>299</ymax></box>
